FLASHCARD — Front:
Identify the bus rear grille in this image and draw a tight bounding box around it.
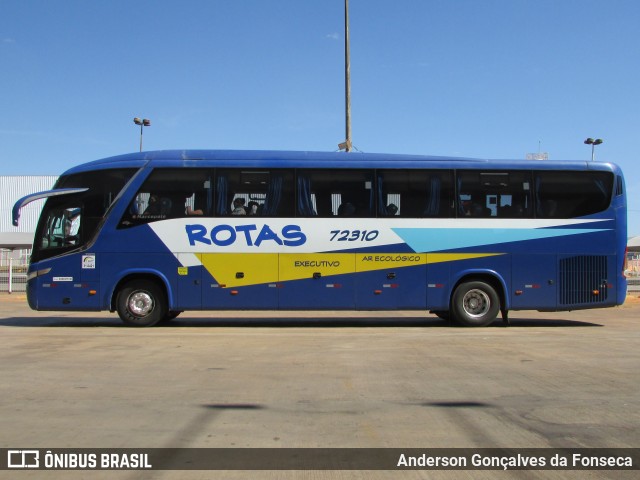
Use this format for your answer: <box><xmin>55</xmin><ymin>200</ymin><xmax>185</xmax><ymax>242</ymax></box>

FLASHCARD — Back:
<box><xmin>559</xmin><ymin>255</ymin><xmax>608</xmax><ymax>306</ymax></box>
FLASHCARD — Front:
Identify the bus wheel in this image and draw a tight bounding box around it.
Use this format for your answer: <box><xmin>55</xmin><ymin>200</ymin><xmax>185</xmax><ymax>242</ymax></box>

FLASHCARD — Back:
<box><xmin>116</xmin><ymin>280</ymin><xmax>167</xmax><ymax>327</ymax></box>
<box><xmin>451</xmin><ymin>281</ymin><xmax>500</xmax><ymax>327</ymax></box>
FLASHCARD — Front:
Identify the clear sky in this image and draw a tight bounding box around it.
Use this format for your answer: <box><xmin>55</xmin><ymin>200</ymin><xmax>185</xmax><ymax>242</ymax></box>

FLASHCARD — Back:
<box><xmin>1</xmin><ymin>0</ymin><xmax>639</xmax><ymax>235</ymax></box>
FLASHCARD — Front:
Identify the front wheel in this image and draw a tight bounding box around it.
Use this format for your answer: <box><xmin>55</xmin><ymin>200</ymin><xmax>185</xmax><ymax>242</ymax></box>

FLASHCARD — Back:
<box><xmin>451</xmin><ymin>280</ymin><xmax>500</xmax><ymax>327</ymax></box>
<box><xmin>116</xmin><ymin>280</ymin><xmax>167</xmax><ymax>327</ymax></box>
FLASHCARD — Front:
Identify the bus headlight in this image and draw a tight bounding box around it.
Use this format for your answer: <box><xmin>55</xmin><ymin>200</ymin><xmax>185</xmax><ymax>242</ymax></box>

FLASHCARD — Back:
<box><xmin>27</xmin><ymin>268</ymin><xmax>51</xmax><ymax>282</ymax></box>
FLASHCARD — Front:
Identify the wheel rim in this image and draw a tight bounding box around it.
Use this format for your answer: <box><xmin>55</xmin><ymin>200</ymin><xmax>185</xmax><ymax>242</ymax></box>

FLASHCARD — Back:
<box><xmin>127</xmin><ymin>291</ymin><xmax>154</xmax><ymax>317</ymax></box>
<box><xmin>462</xmin><ymin>289</ymin><xmax>490</xmax><ymax>319</ymax></box>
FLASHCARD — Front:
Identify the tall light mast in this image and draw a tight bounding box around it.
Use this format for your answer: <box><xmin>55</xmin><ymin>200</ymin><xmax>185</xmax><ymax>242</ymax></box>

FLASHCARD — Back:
<box><xmin>339</xmin><ymin>0</ymin><xmax>353</xmax><ymax>152</ymax></box>
<box><xmin>344</xmin><ymin>0</ymin><xmax>352</xmax><ymax>152</ymax></box>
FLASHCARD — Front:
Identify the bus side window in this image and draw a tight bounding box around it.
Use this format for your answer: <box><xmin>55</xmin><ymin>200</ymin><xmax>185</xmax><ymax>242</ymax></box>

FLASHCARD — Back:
<box><xmin>377</xmin><ymin>169</ymin><xmax>453</xmax><ymax>218</ymax></box>
<box><xmin>118</xmin><ymin>168</ymin><xmax>213</xmax><ymax>227</ymax></box>
<box><xmin>299</xmin><ymin>169</ymin><xmax>374</xmax><ymax>218</ymax></box>
<box><xmin>458</xmin><ymin>170</ymin><xmax>532</xmax><ymax>218</ymax></box>
<box><xmin>216</xmin><ymin>169</ymin><xmax>294</xmax><ymax>217</ymax></box>
<box><xmin>535</xmin><ymin>171</ymin><xmax>614</xmax><ymax>218</ymax></box>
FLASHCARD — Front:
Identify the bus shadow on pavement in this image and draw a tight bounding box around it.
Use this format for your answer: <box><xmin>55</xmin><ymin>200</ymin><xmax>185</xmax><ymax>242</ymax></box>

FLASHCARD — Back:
<box><xmin>0</xmin><ymin>316</ymin><xmax>603</xmax><ymax>328</ymax></box>
<box><xmin>0</xmin><ymin>316</ymin><xmax>444</xmax><ymax>328</ymax></box>
<box><xmin>163</xmin><ymin>317</ymin><xmax>449</xmax><ymax>328</ymax></box>
<box><xmin>0</xmin><ymin>317</ymin><xmax>122</xmax><ymax>327</ymax></box>
<box><xmin>502</xmin><ymin>318</ymin><xmax>603</xmax><ymax>328</ymax></box>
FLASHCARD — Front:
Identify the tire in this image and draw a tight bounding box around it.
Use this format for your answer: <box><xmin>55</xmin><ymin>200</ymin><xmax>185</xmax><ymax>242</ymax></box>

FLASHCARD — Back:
<box><xmin>116</xmin><ymin>280</ymin><xmax>167</xmax><ymax>327</ymax></box>
<box><xmin>451</xmin><ymin>280</ymin><xmax>500</xmax><ymax>327</ymax></box>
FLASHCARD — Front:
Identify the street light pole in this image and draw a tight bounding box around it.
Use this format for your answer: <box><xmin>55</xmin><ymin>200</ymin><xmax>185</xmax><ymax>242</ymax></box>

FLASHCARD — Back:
<box><xmin>344</xmin><ymin>0</ymin><xmax>352</xmax><ymax>152</ymax></box>
<box><xmin>134</xmin><ymin>117</ymin><xmax>151</xmax><ymax>152</ymax></box>
<box><xmin>584</xmin><ymin>137</ymin><xmax>603</xmax><ymax>162</ymax></box>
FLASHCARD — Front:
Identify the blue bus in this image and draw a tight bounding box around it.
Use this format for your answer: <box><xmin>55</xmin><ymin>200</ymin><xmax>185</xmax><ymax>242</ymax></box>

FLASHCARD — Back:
<box><xmin>13</xmin><ymin>150</ymin><xmax>627</xmax><ymax>327</ymax></box>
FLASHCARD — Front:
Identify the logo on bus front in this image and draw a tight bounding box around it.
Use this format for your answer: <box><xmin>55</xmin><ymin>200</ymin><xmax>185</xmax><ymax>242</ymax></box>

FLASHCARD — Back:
<box><xmin>185</xmin><ymin>223</ymin><xmax>307</xmax><ymax>248</ymax></box>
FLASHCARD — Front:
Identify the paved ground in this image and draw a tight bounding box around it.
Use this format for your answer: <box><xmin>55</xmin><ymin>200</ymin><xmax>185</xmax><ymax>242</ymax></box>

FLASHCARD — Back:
<box><xmin>0</xmin><ymin>293</ymin><xmax>639</xmax><ymax>480</ymax></box>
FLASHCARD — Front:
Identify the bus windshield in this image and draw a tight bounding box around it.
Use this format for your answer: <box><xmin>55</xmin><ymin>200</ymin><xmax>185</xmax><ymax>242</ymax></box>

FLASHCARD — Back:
<box><xmin>32</xmin><ymin>168</ymin><xmax>137</xmax><ymax>262</ymax></box>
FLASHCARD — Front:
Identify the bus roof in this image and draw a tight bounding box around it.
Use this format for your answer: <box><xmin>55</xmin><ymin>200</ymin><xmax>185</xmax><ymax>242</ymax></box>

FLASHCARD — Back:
<box><xmin>63</xmin><ymin>149</ymin><xmax>623</xmax><ymax>176</ymax></box>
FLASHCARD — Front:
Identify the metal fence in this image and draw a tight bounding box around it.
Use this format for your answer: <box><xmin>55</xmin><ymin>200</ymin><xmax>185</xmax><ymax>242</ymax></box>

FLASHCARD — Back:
<box><xmin>628</xmin><ymin>254</ymin><xmax>640</xmax><ymax>292</ymax></box>
<box><xmin>0</xmin><ymin>248</ymin><xmax>29</xmax><ymax>293</ymax></box>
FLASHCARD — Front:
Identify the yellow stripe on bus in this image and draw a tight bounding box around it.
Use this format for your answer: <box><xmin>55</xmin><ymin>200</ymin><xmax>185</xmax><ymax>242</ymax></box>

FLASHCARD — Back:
<box><xmin>355</xmin><ymin>253</ymin><xmax>426</xmax><ymax>272</ymax></box>
<box><xmin>199</xmin><ymin>253</ymin><xmax>279</xmax><ymax>287</ymax></box>
<box><xmin>426</xmin><ymin>252</ymin><xmax>503</xmax><ymax>264</ymax></box>
<box><xmin>197</xmin><ymin>252</ymin><xmax>503</xmax><ymax>288</ymax></box>
<box><xmin>279</xmin><ymin>253</ymin><xmax>356</xmax><ymax>282</ymax></box>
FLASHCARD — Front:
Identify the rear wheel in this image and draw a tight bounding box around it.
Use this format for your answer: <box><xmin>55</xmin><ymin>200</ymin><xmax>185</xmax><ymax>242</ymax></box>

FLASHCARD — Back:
<box><xmin>451</xmin><ymin>280</ymin><xmax>500</xmax><ymax>327</ymax></box>
<box><xmin>116</xmin><ymin>280</ymin><xmax>167</xmax><ymax>327</ymax></box>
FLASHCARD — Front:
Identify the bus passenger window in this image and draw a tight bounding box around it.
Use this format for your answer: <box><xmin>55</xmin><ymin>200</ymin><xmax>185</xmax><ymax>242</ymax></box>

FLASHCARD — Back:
<box><xmin>377</xmin><ymin>169</ymin><xmax>453</xmax><ymax>218</ymax></box>
<box><xmin>118</xmin><ymin>168</ymin><xmax>213</xmax><ymax>227</ymax></box>
<box><xmin>298</xmin><ymin>169</ymin><xmax>374</xmax><ymax>217</ymax></box>
<box><xmin>457</xmin><ymin>170</ymin><xmax>532</xmax><ymax>218</ymax></box>
<box><xmin>534</xmin><ymin>171</ymin><xmax>614</xmax><ymax>218</ymax></box>
<box><xmin>216</xmin><ymin>169</ymin><xmax>294</xmax><ymax>217</ymax></box>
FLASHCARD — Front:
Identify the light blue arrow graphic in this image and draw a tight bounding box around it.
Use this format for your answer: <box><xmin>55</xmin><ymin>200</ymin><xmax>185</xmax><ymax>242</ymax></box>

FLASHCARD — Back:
<box><xmin>392</xmin><ymin>227</ymin><xmax>608</xmax><ymax>252</ymax></box>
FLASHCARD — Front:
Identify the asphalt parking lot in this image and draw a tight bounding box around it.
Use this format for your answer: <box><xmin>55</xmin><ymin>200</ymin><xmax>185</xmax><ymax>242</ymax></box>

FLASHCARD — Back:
<box><xmin>0</xmin><ymin>293</ymin><xmax>638</xmax><ymax>480</ymax></box>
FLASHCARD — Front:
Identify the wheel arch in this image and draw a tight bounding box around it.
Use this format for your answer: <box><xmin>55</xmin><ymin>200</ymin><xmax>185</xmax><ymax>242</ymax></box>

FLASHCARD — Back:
<box><xmin>449</xmin><ymin>269</ymin><xmax>509</xmax><ymax>312</ymax></box>
<box><xmin>109</xmin><ymin>269</ymin><xmax>174</xmax><ymax>312</ymax></box>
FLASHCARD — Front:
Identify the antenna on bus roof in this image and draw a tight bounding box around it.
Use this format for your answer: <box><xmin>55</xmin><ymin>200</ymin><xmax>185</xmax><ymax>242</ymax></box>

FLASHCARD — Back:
<box><xmin>526</xmin><ymin>140</ymin><xmax>549</xmax><ymax>160</ymax></box>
